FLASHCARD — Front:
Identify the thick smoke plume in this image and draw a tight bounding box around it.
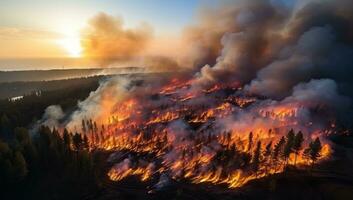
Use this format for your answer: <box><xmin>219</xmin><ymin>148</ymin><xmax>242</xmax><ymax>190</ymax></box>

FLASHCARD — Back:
<box><xmin>81</xmin><ymin>13</ymin><xmax>182</xmax><ymax>71</ymax></box>
<box><xmin>179</xmin><ymin>0</ymin><xmax>353</xmax><ymax>100</ymax></box>
<box><xmin>81</xmin><ymin>13</ymin><xmax>152</xmax><ymax>66</ymax></box>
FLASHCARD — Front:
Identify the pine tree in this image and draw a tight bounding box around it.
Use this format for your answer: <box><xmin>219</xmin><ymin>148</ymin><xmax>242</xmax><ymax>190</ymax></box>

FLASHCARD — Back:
<box><xmin>72</xmin><ymin>133</ymin><xmax>83</xmax><ymax>151</ymax></box>
<box><xmin>0</xmin><ymin>139</ymin><xmax>12</xmax><ymax>180</ymax></box>
<box><xmin>63</xmin><ymin>128</ymin><xmax>71</xmax><ymax>147</ymax></box>
<box><xmin>264</xmin><ymin>141</ymin><xmax>273</xmax><ymax>158</ymax></box>
<box><xmin>14</xmin><ymin>127</ymin><xmax>31</xmax><ymax>146</ymax></box>
<box><xmin>282</xmin><ymin>129</ymin><xmax>295</xmax><ymax>166</ymax></box>
<box><xmin>12</xmin><ymin>151</ymin><xmax>28</xmax><ymax>181</ymax></box>
<box><xmin>273</xmin><ymin>136</ymin><xmax>285</xmax><ymax>170</ymax></box>
<box><xmin>82</xmin><ymin>119</ymin><xmax>86</xmax><ymax>133</ymax></box>
<box><xmin>89</xmin><ymin>119</ymin><xmax>93</xmax><ymax>132</ymax></box>
<box><xmin>304</xmin><ymin>138</ymin><xmax>322</xmax><ymax>165</ymax></box>
<box><xmin>252</xmin><ymin>141</ymin><xmax>262</xmax><ymax>176</ymax></box>
<box><xmin>247</xmin><ymin>132</ymin><xmax>253</xmax><ymax>152</ymax></box>
<box><xmin>94</xmin><ymin>122</ymin><xmax>98</xmax><ymax>133</ymax></box>
<box><xmin>293</xmin><ymin>131</ymin><xmax>304</xmax><ymax>166</ymax></box>
<box><xmin>83</xmin><ymin>134</ymin><xmax>89</xmax><ymax>150</ymax></box>
<box><xmin>263</xmin><ymin>141</ymin><xmax>272</xmax><ymax>174</ymax></box>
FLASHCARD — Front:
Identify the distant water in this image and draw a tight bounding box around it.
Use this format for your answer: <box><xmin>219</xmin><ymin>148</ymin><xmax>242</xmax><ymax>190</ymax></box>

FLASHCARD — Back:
<box><xmin>0</xmin><ymin>57</ymin><xmax>96</xmax><ymax>71</ymax></box>
<box><xmin>0</xmin><ymin>67</ymin><xmax>145</xmax><ymax>83</ymax></box>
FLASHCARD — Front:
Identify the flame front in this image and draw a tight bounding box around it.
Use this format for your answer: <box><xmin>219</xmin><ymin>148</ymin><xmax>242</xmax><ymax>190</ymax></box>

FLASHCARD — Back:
<box><xmin>67</xmin><ymin>78</ymin><xmax>334</xmax><ymax>189</ymax></box>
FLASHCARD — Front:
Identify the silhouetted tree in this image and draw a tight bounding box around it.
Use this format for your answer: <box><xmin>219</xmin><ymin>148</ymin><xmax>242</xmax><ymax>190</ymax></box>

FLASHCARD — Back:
<box><xmin>273</xmin><ymin>136</ymin><xmax>286</xmax><ymax>169</ymax></box>
<box><xmin>14</xmin><ymin>127</ymin><xmax>30</xmax><ymax>146</ymax></box>
<box><xmin>247</xmin><ymin>132</ymin><xmax>253</xmax><ymax>152</ymax></box>
<box><xmin>73</xmin><ymin>133</ymin><xmax>83</xmax><ymax>151</ymax></box>
<box><xmin>304</xmin><ymin>138</ymin><xmax>322</xmax><ymax>165</ymax></box>
<box><xmin>293</xmin><ymin>131</ymin><xmax>304</xmax><ymax>166</ymax></box>
<box><xmin>252</xmin><ymin>141</ymin><xmax>262</xmax><ymax>176</ymax></box>
<box><xmin>12</xmin><ymin>151</ymin><xmax>28</xmax><ymax>181</ymax></box>
<box><xmin>82</xmin><ymin>119</ymin><xmax>87</xmax><ymax>133</ymax></box>
<box><xmin>83</xmin><ymin>134</ymin><xmax>89</xmax><ymax>150</ymax></box>
<box><xmin>63</xmin><ymin>128</ymin><xmax>71</xmax><ymax>147</ymax></box>
<box><xmin>282</xmin><ymin>129</ymin><xmax>295</xmax><ymax>166</ymax></box>
<box><xmin>263</xmin><ymin>141</ymin><xmax>272</xmax><ymax>174</ymax></box>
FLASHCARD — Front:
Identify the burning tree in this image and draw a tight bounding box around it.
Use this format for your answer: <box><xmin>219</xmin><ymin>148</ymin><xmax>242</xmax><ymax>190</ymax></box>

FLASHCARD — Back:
<box><xmin>46</xmin><ymin>76</ymin><xmax>335</xmax><ymax>189</ymax></box>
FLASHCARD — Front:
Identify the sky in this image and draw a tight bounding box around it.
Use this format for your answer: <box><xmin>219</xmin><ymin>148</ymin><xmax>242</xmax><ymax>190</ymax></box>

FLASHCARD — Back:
<box><xmin>0</xmin><ymin>0</ymin><xmax>295</xmax><ymax>70</ymax></box>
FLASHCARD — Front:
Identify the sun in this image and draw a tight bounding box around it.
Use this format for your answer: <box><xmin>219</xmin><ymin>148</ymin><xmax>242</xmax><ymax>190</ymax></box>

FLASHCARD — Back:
<box><xmin>57</xmin><ymin>37</ymin><xmax>82</xmax><ymax>58</ymax></box>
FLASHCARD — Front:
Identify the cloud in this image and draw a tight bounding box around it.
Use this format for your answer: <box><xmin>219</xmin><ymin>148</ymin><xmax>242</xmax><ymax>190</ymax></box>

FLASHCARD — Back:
<box><xmin>0</xmin><ymin>27</ymin><xmax>63</xmax><ymax>40</ymax></box>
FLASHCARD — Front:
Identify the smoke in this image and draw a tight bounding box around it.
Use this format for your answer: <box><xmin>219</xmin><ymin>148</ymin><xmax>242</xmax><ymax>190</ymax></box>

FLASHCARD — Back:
<box><xmin>78</xmin><ymin>0</ymin><xmax>353</xmax><ymax>98</ymax></box>
<box><xmin>179</xmin><ymin>0</ymin><xmax>353</xmax><ymax>103</ymax></box>
<box><xmin>182</xmin><ymin>0</ymin><xmax>288</xmax><ymax>84</ymax></box>
<box><xmin>216</xmin><ymin>78</ymin><xmax>350</xmax><ymax>145</ymax></box>
<box><xmin>245</xmin><ymin>21</ymin><xmax>353</xmax><ymax>98</ymax></box>
<box><xmin>283</xmin><ymin>79</ymin><xmax>350</xmax><ymax>109</ymax></box>
<box><xmin>32</xmin><ymin>105</ymin><xmax>65</xmax><ymax>133</ymax></box>
<box><xmin>36</xmin><ymin>0</ymin><xmax>353</xmax><ymax>133</ymax></box>
<box><xmin>65</xmin><ymin>77</ymin><xmax>133</xmax><ymax>130</ymax></box>
<box><xmin>81</xmin><ymin>13</ymin><xmax>153</xmax><ymax>66</ymax></box>
<box><xmin>36</xmin><ymin>0</ymin><xmax>353</xmax><ymax>145</ymax></box>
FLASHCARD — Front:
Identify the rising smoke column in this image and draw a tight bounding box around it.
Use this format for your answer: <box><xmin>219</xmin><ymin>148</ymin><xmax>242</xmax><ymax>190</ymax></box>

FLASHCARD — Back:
<box><xmin>182</xmin><ymin>0</ymin><xmax>289</xmax><ymax>85</ymax></box>
<box><xmin>180</xmin><ymin>0</ymin><xmax>353</xmax><ymax>101</ymax></box>
<box><xmin>81</xmin><ymin>13</ymin><xmax>153</xmax><ymax>66</ymax></box>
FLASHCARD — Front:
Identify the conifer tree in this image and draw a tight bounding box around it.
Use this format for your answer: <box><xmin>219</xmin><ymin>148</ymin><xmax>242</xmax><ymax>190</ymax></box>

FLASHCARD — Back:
<box><xmin>12</xmin><ymin>151</ymin><xmax>28</xmax><ymax>181</ymax></box>
<box><xmin>273</xmin><ymin>136</ymin><xmax>286</xmax><ymax>169</ymax></box>
<box><xmin>263</xmin><ymin>141</ymin><xmax>272</xmax><ymax>174</ymax></box>
<box><xmin>293</xmin><ymin>131</ymin><xmax>304</xmax><ymax>166</ymax></box>
<box><xmin>63</xmin><ymin>128</ymin><xmax>71</xmax><ymax>147</ymax></box>
<box><xmin>247</xmin><ymin>132</ymin><xmax>253</xmax><ymax>152</ymax></box>
<box><xmin>83</xmin><ymin>134</ymin><xmax>89</xmax><ymax>150</ymax></box>
<box><xmin>264</xmin><ymin>141</ymin><xmax>272</xmax><ymax>158</ymax></box>
<box><xmin>282</xmin><ymin>129</ymin><xmax>295</xmax><ymax>166</ymax></box>
<box><xmin>252</xmin><ymin>141</ymin><xmax>262</xmax><ymax>176</ymax></box>
<box><xmin>82</xmin><ymin>119</ymin><xmax>86</xmax><ymax>133</ymax></box>
<box><xmin>73</xmin><ymin>133</ymin><xmax>83</xmax><ymax>151</ymax></box>
<box><xmin>304</xmin><ymin>138</ymin><xmax>322</xmax><ymax>165</ymax></box>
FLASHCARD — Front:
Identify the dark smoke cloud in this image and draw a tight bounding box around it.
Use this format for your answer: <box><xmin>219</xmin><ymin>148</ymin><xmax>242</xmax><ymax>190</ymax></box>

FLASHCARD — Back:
<box><xmin>179</xmin><ymin>0</ymin><xmax>353</xmax><ymax>104</ymax></box>
<box><xmin>246</xmin><ymin>25</ymin><xmax>333</xmax><ymax>98</ymax></box>
<box><xmin>182</xmin><ymin>0</ymin><xmax>288</xmax><ymax>84</ymax></box>
<box><xmin>283</xmin><ymin>79</ymin><xmax>350</xmax><ymax>109</ymax></box>
<box><xmin>81</xmin><ymin>13</ymin><xmax>153</xmax><ymax>66</ymax></box>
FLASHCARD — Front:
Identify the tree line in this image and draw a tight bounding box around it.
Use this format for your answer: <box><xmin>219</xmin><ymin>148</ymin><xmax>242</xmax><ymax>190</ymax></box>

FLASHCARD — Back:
<box><xmin>0</xmin><ymin>77</ymin><xmax>102</xmax><ymax>199</ymax></box>
<box><xmin>212</xmin><ymin>129</ymin><xmax>323</xmax><ymax>179</ymax></box>
<box><xmin>0</xmin><ymin>125</ymin><xmax>99</xmax><ymax>199</ymax></box>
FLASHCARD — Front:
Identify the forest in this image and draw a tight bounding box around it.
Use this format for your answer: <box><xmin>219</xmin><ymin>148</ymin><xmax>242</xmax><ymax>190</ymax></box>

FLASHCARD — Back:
<box><xmin>0</xmin><ymin>76</ymin><xmax>353</xmax><ymax>200</ymax></box>
<box><xmin>0</xmin><ymin>77</ymin><xmax>101</xmax><ymax>199</ymax></box>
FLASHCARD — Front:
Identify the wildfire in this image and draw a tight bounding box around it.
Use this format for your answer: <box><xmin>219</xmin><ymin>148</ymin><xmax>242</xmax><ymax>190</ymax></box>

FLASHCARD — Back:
<box><xmin>64</xmin><ymin>78</ymin><xmax>334</xmax><ymax>190</ymax></box>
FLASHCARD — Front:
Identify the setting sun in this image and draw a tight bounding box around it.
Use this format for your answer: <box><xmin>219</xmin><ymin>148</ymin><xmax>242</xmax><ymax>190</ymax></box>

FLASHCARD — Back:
<box><xmin>57</xmin><ymin>37</ymin><xmax>82</xmax><ymax>58</ymax></box>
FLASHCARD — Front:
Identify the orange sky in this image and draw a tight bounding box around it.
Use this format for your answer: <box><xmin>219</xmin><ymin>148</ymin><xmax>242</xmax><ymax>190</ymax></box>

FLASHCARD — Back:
<box><xmin>0</xmin><ymin>0</ymin><xmax>199</xmax><ymax>63</ymax></box>
<box><xmin>0</xmin><ymin>27</ymin><xmax>69</xmax><ymax>58</ymax></box>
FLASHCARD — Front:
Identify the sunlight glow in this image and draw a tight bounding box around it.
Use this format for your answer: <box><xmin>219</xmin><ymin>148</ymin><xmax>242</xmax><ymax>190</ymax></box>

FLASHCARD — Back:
<box><xmin>57</xmin><ymin>37</ymin><xmax>82</xmax><ymax>58</ymax></box>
